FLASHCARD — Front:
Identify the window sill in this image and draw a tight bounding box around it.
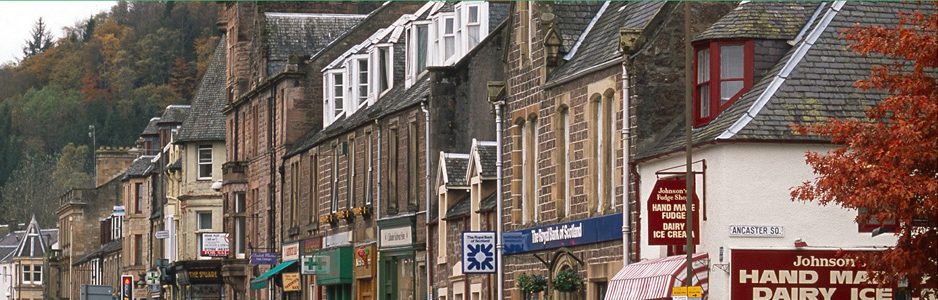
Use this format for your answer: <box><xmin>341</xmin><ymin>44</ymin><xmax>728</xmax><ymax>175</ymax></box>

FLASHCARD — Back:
<box><xmin>197</xmin><ymin>177</ymin><xmax>212</xmax><ymax>181</ymax></box>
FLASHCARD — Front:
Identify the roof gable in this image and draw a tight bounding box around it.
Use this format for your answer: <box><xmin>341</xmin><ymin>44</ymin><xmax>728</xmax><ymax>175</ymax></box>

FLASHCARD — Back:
<box><xmin>13</xmin><ymin>216</ymin><xmax>47</xmax><ymax>258</ymax></box>
<box><xmin>176</xmin><ymin>38</ymin><xmax>227</xmax><ymax>143</ymax></box>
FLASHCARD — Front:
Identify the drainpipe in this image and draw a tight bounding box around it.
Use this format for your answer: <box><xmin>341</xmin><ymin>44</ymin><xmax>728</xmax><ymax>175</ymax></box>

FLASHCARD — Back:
<box><xmin>419</xmin><ymin>100</ymin><xmax>431</xmax><ymax>300</ymax></box>
<box><xmin>493</xmin><ymin>99</ymin><xmax>505</xmax><ymax>300</ymax></box>
<box><xmin>374</xmin><ymin>119</ymin><xmax>382</xmax><ymax>298</ymax></box>
<box><xmin>621</xmin><ymin>60</ymin><xmax>632</xmax><ymax>265</ymax></box>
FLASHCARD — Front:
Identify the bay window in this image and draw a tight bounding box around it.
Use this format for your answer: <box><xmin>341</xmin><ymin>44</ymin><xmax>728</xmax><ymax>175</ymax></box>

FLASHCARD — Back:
<box><xmin>694</xmin><ymin>40</ymin><xmax>753</xmax><ymax>126</ymax></box>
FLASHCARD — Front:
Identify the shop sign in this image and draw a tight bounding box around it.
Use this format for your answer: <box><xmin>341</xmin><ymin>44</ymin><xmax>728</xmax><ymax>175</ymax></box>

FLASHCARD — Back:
<box><xmin>731</xmin><ymin>249</ymin><xmax>896</xmax><ymax>300</ymax></box>
<box><xmin>282</xmin><ymin>242</ymin><xmax>300</xmax><ymax>261</ymax></box>
<box><xmin>729</xmin><ymin>225</ymin><xmax>784</xmax><ymax>238</ymax></box>
<box><xmin>353</xmin><ymin>245</ymin><xmax>375</xmax><ymax>278</ymax></box>
<box><xmin>113</xmin><ymin>205</ymin><xmax>126</xmax><ymax>217</ymax></box>
<box><xmin>503</xmin><ymin>213</ymin><xmax>622</xmax><ymax>255</ymax></box>
<box><xmin>301</xmin><ymin>255</ymin><xmax>327</xmax><ymax>275</ymax></box>
<box><xmin>462</xmin><ymin>231</ymin><xmax>496</xmax><ymax>274</ymax></box>
<box><xmin>187</xmin><ymin>268</ymin><xmax>221</xmax><ymax>284</ymax></box>
<box><xmin>200</xmin><ymin>233</ymin><xmax>230</xmax><ymax>257</ymax></box>
<box><xmin>672</xmin><ymin>286</ymin><xmax>703</xmax><ymax>300</ymax></box>
<box><xmin>355</xmin><ymin>246</ymin><xmax>372</xmax><ymax>268</ymax></box>
<box><xmin>302</xmin><ymin>237</ymin><xmax>322</xmax><ymax>255</ymax></box>
<box><xmin>250</xmin><ymin>252</ymin><xmax>278</xmax><ymax>265</ymax></box>
<box><xmin>647</xmin><ymin>178</ymin><xmax>700</xmax><ymax>245</ymax></box>
<box><xmin>282</xmin><ymin>272</ymin><xmax>301</xmax><ymax>292</ymax></box>
<box><xmin>324</xmin><ymin>231</ymin><xmax>350</xmax><ymax>248</ymax></box>
<box><xmin>380</xmin><ymin>226</ymin><xmax>412</xmax><ymax>248</ymax></box>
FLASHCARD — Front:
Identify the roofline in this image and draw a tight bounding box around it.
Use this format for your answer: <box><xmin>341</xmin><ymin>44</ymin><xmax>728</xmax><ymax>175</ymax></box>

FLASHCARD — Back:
<box><xmin>716</xmin><ymin>1</ymin><xmax>844</xmax><ymax>140</ymax></box>
<box><xmin>543</xmin><ymin>57</ymin><xmax>621</xmax><ymax>89</ymax></box>
<box><xmin>633</xmin><ymin>138</ymin><xmax>834</xmax><ymax>164</ymax></box>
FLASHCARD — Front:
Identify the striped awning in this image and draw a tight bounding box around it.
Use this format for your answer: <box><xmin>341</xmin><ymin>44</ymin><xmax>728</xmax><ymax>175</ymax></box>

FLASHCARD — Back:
<box><xmin>605</xmin><ymin>252</ymin><xmax>709</xmax><ymax>300</ymax></box>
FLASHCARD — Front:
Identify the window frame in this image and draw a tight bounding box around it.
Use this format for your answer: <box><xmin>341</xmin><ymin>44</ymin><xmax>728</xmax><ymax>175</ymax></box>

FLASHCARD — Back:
<box><xmin>197</xmin><ymin>144</ymin><xmax>213</xmax><ymax>180</ymax></box>
<box><xmin>355</xmin><ymin>56</ymin><xmax>369</xmax><ymax>109</ymax></box>
<box><xmin>406</xmin><ymin>21</ymin><xmax>431</xmax><ymax>86</ymax></box>
<box><xmin>234</xmin><ymin>192</ymin><xmax>246</xmax><ymax>258</ymax></box>
<box><xmin>197</xmin><ymin>211</ymin><xmax>213</xmax><ymax>231</ymax></box>
<box><xmin>440</xmin><ymin>14</ymin><xmax>457</xmax><ymax>64</ymax></box>
<box><xmin>693</xmin><ymin>40</ymin><xmax>754</xmax><ymax>126</ymax></box>
<box><xmin>324</xmin><ymin>69</ymin><xmax>346</xmax><ymax>126</ymax></box>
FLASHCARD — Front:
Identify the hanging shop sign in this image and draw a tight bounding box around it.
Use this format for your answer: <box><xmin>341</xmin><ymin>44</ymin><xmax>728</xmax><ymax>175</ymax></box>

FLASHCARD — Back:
<box><xmin>731</xmin><ymin>249</ymin><xmax>897</xmax><ymax>300</ymax></box>
<box><xmin>462</xmin><ymin>231</ymin><xmax>496</xmax><ymax>274</ymax></box>
<box><xmin>728</xmin><ymin>225</ymin><xmax>784</xmax><ymax>238</ymax></box>
<box><xmin>282</xmin><ymin>272</ymin><xmax>301</xmax><ymax>292</ymax></box>
<box><xmin>380</xmin><ymin>226</ymin><xmax>413</xmax><ymax>248</ymax></box>
<box><xmin>200</xmin><ymin>233</ymin><xmax>230</xmax><ymax>257</ymax></box>
<box><xmin>282</xmin><ymin>242</ymin><xmax>300</xmax><ymax>261</ymax></box>
<box><xmin>251</xmin><ymin>252</ymin><xmax>278</xmax><ymax>265</ymax></box>
<box><xmin>503</xmin><ymin>213</ymin><xmax>622</xmax><ymax>255</ymax></box>
<box><xmin>647</xmin><ymin>177</ymin><xmax>700</xmax><ymax>245</ymax></box>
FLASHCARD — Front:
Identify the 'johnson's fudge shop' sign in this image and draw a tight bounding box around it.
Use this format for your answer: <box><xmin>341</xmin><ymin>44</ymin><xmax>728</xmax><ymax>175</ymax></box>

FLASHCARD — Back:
<box><xmin>731</xmin><ymin>249</ymin><xmax>899</xmax><ymax>300</ymax></box>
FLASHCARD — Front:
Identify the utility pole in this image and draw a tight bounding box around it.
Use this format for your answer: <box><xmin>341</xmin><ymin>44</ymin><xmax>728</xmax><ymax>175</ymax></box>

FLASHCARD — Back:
<box><xmin>88</xmin><ymin>125</ymin><xmax>96</xmax><ymax>183</ymax></box>
<box><xmin>682</xmin><ymin>0</ymin><xmax>696</xmax><ymax>286</ymax></box>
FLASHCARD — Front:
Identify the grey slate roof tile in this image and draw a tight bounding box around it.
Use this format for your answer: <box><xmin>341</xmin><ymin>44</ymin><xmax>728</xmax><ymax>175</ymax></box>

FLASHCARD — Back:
<box><xmin>476</xmin><ymin>142</ymin><xmax>497</xmax><ymax>178</ymax></box>
<box><xmin>122</xmin><ymin>156</ymin><xmax>155</xmax><ymax>180</ymax></box>
<box><xmin>265</xmin><ymin>12</ymin><xmax>368</xmax><ymax>76</ymax></box>
<box><xmin>444</xmin><ymin>154</ymin><xmax>470</xmax><ymax>187</ymax></box>
<box><xmin>72</xmin><ymin>239</ymin><xmax>122</xmax><ymax>266</ymax></box>
<box><xmin>141</xmin><ymin>117</ymin><xmax>161</xmax><ymax>136</ymax></box>
<box><xmin>176</xmin><ymin>38</ymin><xmax>227</xmax><ymax>143</ymax></box>
<box><xmin>695</xmin><ymin>2</ymin><xmax>816</xmax><ymax>41</ymax></box>
<box><xmin>549</xmin><ymin>1</ymin><xmax>666</xmax><ymax>83</ymax></box>
<box><xmin>636</xmin><ymin>2</ymin><xmax>934</xmax><ymax>161</ymax></box>
<box><xmin>158</xmin><ymin>105</ymin><xmax>191</xmax><ymax>125</ymax></box>
<box><xmin>552</xmin><ymin>2</ymin><xmax>605</xmax><ymax>53</ymax></box>
<box><xmin>445</xmin><ymin>194</ymin><xmax>472</xmax><ymax>220</ymax></box>
<box><xmin>479</xmin><ymin>192</ymin><xmax>497</xmax><ymax>212</ymax></box>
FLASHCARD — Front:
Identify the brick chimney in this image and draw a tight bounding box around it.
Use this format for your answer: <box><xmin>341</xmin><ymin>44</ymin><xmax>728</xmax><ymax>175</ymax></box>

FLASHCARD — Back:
<box><xmin>95</xmin><ymin>146</ymin><xmax>135</xmax><ymax>187</ymax></box>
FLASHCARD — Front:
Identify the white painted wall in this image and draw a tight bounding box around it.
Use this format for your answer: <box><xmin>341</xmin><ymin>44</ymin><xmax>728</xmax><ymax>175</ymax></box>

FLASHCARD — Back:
<box><xmin>637</xmin><ymin>143</ymin><xmax>897</xmax><ymax>300</ymax></box>
<box><xmin>0</xmin><ymin>262</ymin><xmax>12</xmax><ymax>299</ymax></box>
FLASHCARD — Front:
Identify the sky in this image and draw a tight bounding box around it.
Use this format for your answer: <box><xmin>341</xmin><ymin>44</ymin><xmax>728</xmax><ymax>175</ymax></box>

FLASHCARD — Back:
<box><xmin>0</xmin><ymin>1</ymin><xmax>115</xmax><ymax>65</ymax></box>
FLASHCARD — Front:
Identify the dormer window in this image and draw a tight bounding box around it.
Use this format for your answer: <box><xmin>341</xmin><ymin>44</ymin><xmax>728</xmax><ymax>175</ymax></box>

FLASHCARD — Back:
<box><xmin>406</xmin><ymin>22</ymin><xmax>430</xmax><ymax>86</ymax></box>
<box><xmin>693</xmin><ymin>40</ymin><xmax>753</xmax><ymax>126</ymax></box>
<box><xmin>458</xmin><ymin>2</ymin><xmax>487</xmax><ymax>50</ymax></box>
<box><xmin>372</xmin><ymin>45</ymin><xmax>393</xmax><ymax>99</ymax></box>
<box><xmin>324</xmin><ymin>70</ymin><xmax>345</xmax><ymax>126</ymax></box>
<box><xmin>356</xmin><ymin>58</ymin><xmax>369</xmax><ymax>106</ymax></box>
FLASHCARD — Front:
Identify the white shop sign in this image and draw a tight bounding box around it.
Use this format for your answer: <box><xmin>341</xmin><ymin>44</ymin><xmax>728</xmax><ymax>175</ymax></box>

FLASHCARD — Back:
<box><xmin>380</xmin><ymin>226</ymin><xmax>412</xmax><ymax>248</ymax></box>
<box><xmin>728</xmin><ymin>225</ymin><xmax>784</xmax><ymax>238</ymax></box>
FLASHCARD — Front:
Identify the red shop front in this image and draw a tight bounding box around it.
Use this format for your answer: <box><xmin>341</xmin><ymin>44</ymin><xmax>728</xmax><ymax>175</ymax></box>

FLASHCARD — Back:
<box><xmin>731</xmin><ymin>249</ymin><xmax>902</xmax><ymax>300</ymax></box>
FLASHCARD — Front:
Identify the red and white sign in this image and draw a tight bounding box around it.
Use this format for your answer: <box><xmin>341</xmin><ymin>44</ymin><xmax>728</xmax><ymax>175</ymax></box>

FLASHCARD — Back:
<box><xmin>731</xmin><ymin>249</ymin><xmax>897</xmax><ymax>300</ymax></box>
<box><xmin>647</xmin><ymin>177</ymin><xmax>699</xmax><ymax>245</ymax></box>
<box><xmin>282</xmin><ymin>242</ymin><xmax>300</xmax><ymax>261</ymax></box>
<box><xmin>200</xmin><ymin>233</ymin><xmax>230</xmax><ymax>257</ymax></box>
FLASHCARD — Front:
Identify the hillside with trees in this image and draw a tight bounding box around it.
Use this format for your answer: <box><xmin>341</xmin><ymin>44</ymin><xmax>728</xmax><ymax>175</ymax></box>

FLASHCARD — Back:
<box><xmin>0</xmin><ymin>1</ymin><xmax>219</xmax><ymax>226</ymax></box>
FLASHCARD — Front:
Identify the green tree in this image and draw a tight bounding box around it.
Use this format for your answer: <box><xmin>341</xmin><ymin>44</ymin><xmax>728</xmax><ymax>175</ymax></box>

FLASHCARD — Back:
<box><xmin>22</xmin><ymin>18</ymin><xmax>54</xmax><ymax>59</ymax></box>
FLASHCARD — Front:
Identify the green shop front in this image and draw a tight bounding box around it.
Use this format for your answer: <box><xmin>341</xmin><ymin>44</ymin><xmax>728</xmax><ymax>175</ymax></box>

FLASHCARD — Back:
<box><xmin>313</xmin><ymin>246</ymin><xmax>353</xmax><ymax>300</ymax></box>
<box><xmin>378</xmin><ymin>216</ymin><xmax>422</xmax><ymax>300</ymax></box>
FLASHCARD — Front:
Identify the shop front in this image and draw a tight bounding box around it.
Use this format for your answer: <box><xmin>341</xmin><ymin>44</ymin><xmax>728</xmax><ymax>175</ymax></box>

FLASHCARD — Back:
<box><xmin>300</xmin><ymin>237</ymin><xmax>323</xmax><ymax>300</ymax></box>
<box><xmin>172</xmin><ymin>260</ymin><xmax>224</xmax><ymax>300</ymax></box>
<box><xmin>503</xmin><ymin>213</ymin><xmax>624</xmax><ymax>300</ymax></box>
<box><xmin>353</xmin><ymin>244</ymin><xmax>377</xmax><ymax>300</ymax></box>
<box><xmin>378</xmin><ymin>217</ymin><xmax>418</xmax><ymax>300</ymax></box>
<box><xmin>314</xmin><ymin>246</ymin><xmax>354</xmax><ymax>300</ymax></box>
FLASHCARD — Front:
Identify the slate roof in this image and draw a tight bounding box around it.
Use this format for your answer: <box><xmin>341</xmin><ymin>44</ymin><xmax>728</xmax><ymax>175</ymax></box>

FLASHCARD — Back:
<box><xmin>286</xmin><ymin>76</ymin><xmax>432</xmax><ymax>157</ymax></box>
<box><xmin>444</xmin><ymin>194</ymin><xmax>472</xmax><ymax>220</ymax></box>
<box><xmin>265</xmin><ymin>12</ymin><xmax>367</xmax><ymax>75</ymax></box>
<box><xmin>695</xmin><ymin>2</ymin><xmax>817</xmax><ymax>41</ymax></box>
<box><xmin>158</xmin><ymin>105</ymin><xmax>191</xmax><ymax>125</ymax></box>
<box><xmin>549</xmin><ymin>1</ymin><xmax>665</xmax><ymax>83</ymax></box>
<box><xmin>72</xmin><ymin>239</ymin><xmax>121</xmax><ymax>266</ymax></box>
<box><xmin>176</xmin><ymin>38</ymin><xmax>227</xmax><ymax>143</ymax></box>
<box><xmin>12</xmin><ymin>217</ymin><xmax>48</xmax><ymax>258</ymax></box>
<box><xmin>442</xmin><ymin>153</ymin><xmax>470</xmax><ymax>187</ymax></box>
<box><xmin>141</xmin><ymin>117</ymin><xmax>161</xmax><ymax>136</ymax></box>
<box><xmin>122</xmin><ymin>156</ymin><xmax>155</xmax><ymax>180</ymax></box>
<box><xmin>475</xmin><ymin>142</ymin><xmax>498</xmax><ymax>178</ymax></box>
<box><xmin>479</xmin><ymin>192</ymin><xmax>497</xmax><ymax>212</ymax></box>
<box><xmin>636</xmin><ymin>2</ymin><xmax>935</xmax><ymax>161</ymax></box>
<box><xmin>552</xmin><ymin>2</ymin><xmax>605</xmax><ymax>53</ymax></box>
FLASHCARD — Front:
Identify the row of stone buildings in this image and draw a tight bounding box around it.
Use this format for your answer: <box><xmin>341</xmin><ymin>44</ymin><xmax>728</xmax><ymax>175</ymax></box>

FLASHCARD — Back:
<box><xmin>41</xmin><ymin>1</ymin><xmax>933</xmax><ymax>300</ymax></box>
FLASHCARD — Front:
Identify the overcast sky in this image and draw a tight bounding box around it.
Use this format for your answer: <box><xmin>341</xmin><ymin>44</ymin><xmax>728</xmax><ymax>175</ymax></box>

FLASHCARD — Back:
<box><xmin>0</xmin><ymin>1</ymin><xmax>115</xmax><ymax>65</ymax></box>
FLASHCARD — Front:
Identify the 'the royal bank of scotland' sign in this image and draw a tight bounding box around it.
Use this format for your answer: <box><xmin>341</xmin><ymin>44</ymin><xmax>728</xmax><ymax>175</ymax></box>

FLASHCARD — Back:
<box><xmin>503</xmin><ymin>213</ymin><xmax>622</xmax><ymax>255</ymax></box>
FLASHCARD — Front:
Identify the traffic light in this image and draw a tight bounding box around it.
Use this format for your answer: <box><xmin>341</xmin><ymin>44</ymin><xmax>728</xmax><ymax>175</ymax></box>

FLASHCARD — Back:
<box><xmin>121</xmin><ymin>275</ymin><xmax>134</xmax><ymax>300</ymax></box>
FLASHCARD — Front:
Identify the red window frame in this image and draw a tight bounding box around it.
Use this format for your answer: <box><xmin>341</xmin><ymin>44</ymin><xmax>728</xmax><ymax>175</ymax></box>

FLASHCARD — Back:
<box><xmin>693</xmin><ymin>40</ymin><xmax>754</xmax><ymax>126</ymax></box>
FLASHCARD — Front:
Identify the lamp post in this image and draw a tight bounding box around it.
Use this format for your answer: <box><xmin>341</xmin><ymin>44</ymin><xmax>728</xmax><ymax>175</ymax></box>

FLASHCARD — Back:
<box><xmin>487</xmin><ymin>81</ymin><xmax>506</xmax><ymax>300</ymax></box>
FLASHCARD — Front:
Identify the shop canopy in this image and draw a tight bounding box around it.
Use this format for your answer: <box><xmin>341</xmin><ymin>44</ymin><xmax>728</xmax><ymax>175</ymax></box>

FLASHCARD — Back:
<box><xmin>250</xmin><ymin>259</ymin><xmax>297</xmax><ymax>290</ymax></box>
<box><xmin>605</xmin><ymin>252</ymin><xmax>709</xmax><ymax>300</ymax></box>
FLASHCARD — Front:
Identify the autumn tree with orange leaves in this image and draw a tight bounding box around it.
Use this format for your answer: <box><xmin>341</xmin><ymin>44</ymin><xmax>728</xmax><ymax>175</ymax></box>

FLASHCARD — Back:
<box><xmin>791</xmin><ymin>4</ymin><xmax>937</xmax><ymax>294</ymax></box>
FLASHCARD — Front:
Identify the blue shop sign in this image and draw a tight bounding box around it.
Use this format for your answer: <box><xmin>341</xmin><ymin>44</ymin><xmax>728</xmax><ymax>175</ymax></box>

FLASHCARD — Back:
<box><xmin>503</xmin><ymin>213</ymin><xmax>622</xmax><ymax>255</ymax></box>
<box><xmin>250</xmin><ymin>252</ymin><xmax>279</xmax><ymax>265</ymax></box>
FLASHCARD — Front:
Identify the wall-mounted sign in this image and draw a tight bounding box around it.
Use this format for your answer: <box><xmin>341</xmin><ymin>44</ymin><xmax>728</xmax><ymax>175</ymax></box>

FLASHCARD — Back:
<box><xmin>200</xmin><ymin>233</ymin><xmax>229</xmax><ymax>257</ymax></box>
<box><xmin>113</xmin><ymin>205</ymin><xmax>126</xmax><ymax>217</ymax></box>
<box><xmin>462</xmin><ymin>232</ymin><xmax>496</xmax><ymax>274</ymax></box>
<box><xmin>647</xmin><ymin>178</ymin><xmax>699</xmax><ymax>245</ymax></box>
<box><xmin>731</xmin><ymin>249</ymin><xmax>896</xmax><ymax>300</ymax></box>
<box><xmin>301</xmin><ymin>255</ymin><xmax>327</xmax><ymax>275</ymax></box>
<box><xmin>353</xmin><ymin>244</ymin><xmax>375</xmax><ymax>278</ymax></box>
<box><xmin>503</xmin><ymin>213</ymin><xmax>622</xmax><ymax>255</ymax></box>
<box><xmin>282</xmin><ymin>272</ymin><xmax>301</xmax><ymax>292</ymax></box>
<box><xmin>302</xmin><ymin>237</ymin><xmax>322</xmax><ymax>255</ymax></box>
<box><xmin>380</xmin><ymin>226</ymin><xmax>412</xmax><ymax>248</ymax></box>
<box><xmin>282</xmin><ymin>242</ymin><xmax>300</xmax><ymax>261</ymax></box>
<box><xmin>250</xmin><ymin>252</ymin><xmax>278</xmax><ymax>265</ymax></box>
<box><xmin>324</xmin><ymin>231</ymin><xmax>350</xmax><ymax>248</ymax></box>
<box><xmin>728</xmin><ymin>225</ymin><xmax>784</xmax><ymax>238</ymax></box>
<box><xmin>186</xmin><ymin>268</ymin><xmax>221</xmax><ymax>284</ymax></box>
<box><xmin>154</xmin><ymin>231</ymin><xmax>169</xmax><ymax>240</ymax></box>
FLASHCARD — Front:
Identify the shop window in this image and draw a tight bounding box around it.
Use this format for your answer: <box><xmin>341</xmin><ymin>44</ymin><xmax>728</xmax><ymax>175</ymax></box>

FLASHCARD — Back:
<box><xmin>693</xmin><ymin>40</ymin><xmax>754</xmax><ymax>126</ymax></box>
